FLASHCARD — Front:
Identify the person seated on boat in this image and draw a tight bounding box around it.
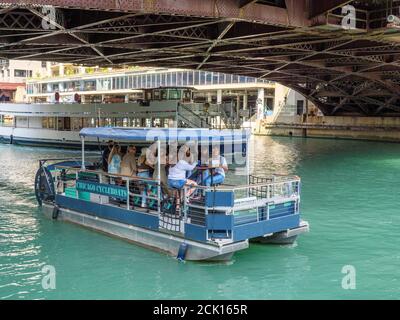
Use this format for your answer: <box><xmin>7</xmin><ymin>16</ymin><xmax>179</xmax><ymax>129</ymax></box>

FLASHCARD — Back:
<box><xmin>108</xmin><ymin>144</ymin><xmax>123</xmax><ymax>184</ymax></box>
<box><xmin>195</xmin><ymin>147</ymin><xmax>210</xmax><ymax>185</ymax></box>
<box><xmin>147</xmin><ymin>145</ymin><xmax>171</xmax><ymax>198</ymax></box>
<box><xmin>168</xmin><ymin>145</ymin><xmax>198</xmax><ymax>198</ymax></box>
<box><xmin>137</xmin><ymin>147</ymin><xmax>153</xmax><ymax>208</ymax></box>
<box><xmin>121</xmin><ymin>145</ymin><xmax>137</xmax><ymax>177</ymax></box>
<box><xmin>102</xmin><ymin>140</ymin><xmax>114</xmax><ymax>172</ymax></box>
<box><xmin>203</xmin><ymin>146</ymin><xmax>228</xmax><ymax>187</ymax></box>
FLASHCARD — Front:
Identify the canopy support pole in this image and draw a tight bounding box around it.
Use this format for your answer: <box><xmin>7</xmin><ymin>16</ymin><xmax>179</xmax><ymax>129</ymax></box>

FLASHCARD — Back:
<box><xmin>246</xmin><ymin>136</ymin><xmax>250</xmax><ymax>197</ymax></box>
<box><xmin>81</xmin><ymin>137</ymin><xmax>86</xmax><ymax>170</ymax></box>
<box><xmin>157</xmin><ymin>140</ymin><xmax>161</xmax><ymax>214</ymax></box>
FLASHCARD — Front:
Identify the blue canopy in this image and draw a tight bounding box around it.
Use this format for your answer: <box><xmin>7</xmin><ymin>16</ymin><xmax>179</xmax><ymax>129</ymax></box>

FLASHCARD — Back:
<box><xmin>80</xmin><ymin>127</ymin><xmax>250</xmax><ymax>143</ymax></box>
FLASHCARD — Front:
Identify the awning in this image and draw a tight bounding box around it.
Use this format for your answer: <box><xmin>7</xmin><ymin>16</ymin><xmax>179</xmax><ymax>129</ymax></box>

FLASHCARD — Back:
<box><xmin>0</xmin><ymin>82</ymin><xmax>25</xmax><ymax>91</ymax></box>
<box><xmin>79</xmin><ymin>127</ymin><xmax>250</xmax><ymax>143</ymax></box>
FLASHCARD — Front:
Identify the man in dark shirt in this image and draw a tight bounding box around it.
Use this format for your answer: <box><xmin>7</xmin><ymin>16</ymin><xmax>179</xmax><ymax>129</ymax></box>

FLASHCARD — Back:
<box><xmin>102</xmin><ymin>140</ymin><xmax>114</xmax><ymax>171</ymax></box>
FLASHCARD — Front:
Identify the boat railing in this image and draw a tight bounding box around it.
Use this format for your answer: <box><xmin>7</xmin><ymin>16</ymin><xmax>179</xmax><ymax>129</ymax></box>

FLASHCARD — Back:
<box><xmin>182</xmin><ymin>175</ymin><xmax>301</xmax><ymax>229</ymax></box>
<box><xmin>48</xmin><ymin>161</ymin><xmax>300</xmax><ymax>237</ymax></box>
<box><xmin>53</xmin><ymin>165</ymin><xmax>163</xmax><ymax>214</ymax></box>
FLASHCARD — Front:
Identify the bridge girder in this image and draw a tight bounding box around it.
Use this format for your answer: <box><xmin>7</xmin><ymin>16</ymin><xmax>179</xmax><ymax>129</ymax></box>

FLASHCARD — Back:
<box><xmin>0</xmin><ymin>0</ymin><xmax>400</xmax><ymax>116</ymax></box>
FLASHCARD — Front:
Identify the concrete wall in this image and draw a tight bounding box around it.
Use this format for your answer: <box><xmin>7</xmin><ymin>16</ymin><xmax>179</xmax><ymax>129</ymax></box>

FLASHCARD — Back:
<box><xmin>255</xmin><ymin>115</ymin><xmax>400</xmax><ymax>142</ymax></box>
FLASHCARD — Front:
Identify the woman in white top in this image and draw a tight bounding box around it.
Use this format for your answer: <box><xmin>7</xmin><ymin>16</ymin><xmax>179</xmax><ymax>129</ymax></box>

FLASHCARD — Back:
<box><xmin>168</xmin><ymin>145</ymin><xmax>198</xmax><ymax>197</ymax></box>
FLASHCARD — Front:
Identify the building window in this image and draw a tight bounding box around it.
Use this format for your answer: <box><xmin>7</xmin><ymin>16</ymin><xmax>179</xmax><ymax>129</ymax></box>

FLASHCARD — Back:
<box><xmin>194</xmin><ymin>71</ymin><xmax>199</xmax><ymax>85</ymax></box>
<box><xmin>41</xmin><ymin>61</ymin><xmax>47</xmax><ymax>68</ymax></box>
<box><xmin>14</xmin><ymin>69</ymin><xmax>31</xmax><ymax>77</ymax></box>
<box><xmin>206</xmin><ymin>72</ymin><xmax>212</xmax><ymax>85</ymax></box>
<box><xmin>213</xmin><ymin>72</ymin><xmax>219</xmax><ymax>84</ymax></box>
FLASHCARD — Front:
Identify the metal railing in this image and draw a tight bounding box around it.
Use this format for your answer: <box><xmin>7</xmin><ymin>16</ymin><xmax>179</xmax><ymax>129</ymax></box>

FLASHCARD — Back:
<box><xmin>182</xmin><ymin>175</ymin><xmax>301</xmax><ymax>227</ymax></box>
<box><xmin>53</xmin><ymin>165</ymin><xmax>162</xmax><ymax>214</ymax></box>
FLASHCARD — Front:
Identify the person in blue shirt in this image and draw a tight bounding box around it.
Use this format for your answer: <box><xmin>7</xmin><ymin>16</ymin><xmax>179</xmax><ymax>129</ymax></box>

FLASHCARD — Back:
<box><xmin>203</xmin><ymin>146</ymin><xmax>228</xmax><ymax>187</ymax></box>
<box><xmin>108</xmin><ymin>144</ymin><xmax>122</xmax><ymax>175</ymax></box>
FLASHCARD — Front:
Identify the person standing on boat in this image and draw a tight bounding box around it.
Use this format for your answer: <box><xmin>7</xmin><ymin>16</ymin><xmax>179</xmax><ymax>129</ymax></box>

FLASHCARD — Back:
<box><xmin>168</xmin><ymin>145</ymin><xmax>198</xmax><ymax>198</ymax></box>
<box><xmin>137</xmin><ymin>147</ymin><xmax>153</xmax><ymax>208</ymax></box>
<box><xmin>102</xmin><ymin>140</ymin><xmax>114</xmax><ymax>172</ymax></box>
<box><xmin>108</xmin><ymin>144</ymin><xmax>122</xmax><ymax>175</ymax></box>
<box><xmin>121</xmin><ymin>145</ymin><xmax>137</xmax><ymax>177</ymax></box>
<box><xmin>203</xmin><ymin>146</ymin><xmax>228</xmax><ymax>187</ymax></box>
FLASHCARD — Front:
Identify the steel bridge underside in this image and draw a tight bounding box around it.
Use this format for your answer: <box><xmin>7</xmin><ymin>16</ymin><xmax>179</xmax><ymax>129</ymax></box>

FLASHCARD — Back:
<box><xmin>2</xmin><ymin>0</ymin><xmax>400</xmax><ymax>116</ymax></box>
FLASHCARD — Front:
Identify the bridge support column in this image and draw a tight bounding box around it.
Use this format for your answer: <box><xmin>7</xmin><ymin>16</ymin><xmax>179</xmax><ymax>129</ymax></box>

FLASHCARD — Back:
<box><xmin>243</xmin><ymin>92</ymin><xmax>248</xmax><ymax>122</ymax></box>
<box><xmin>257</xmin><ymin>88</ymin><xmax>265</xmax><ymax>120</ymax></box>
<box><xmin>217</xmin><ymin>90</ymin><xmax>222</xmax><ymax>105</ymax></box>
<box><xmin>236</xmin><ymin>95</ymin><xmax>240</xmax><ymax>122</ymax></box>
<box><xmin>243</xmin><ymin>93</ymin><xmax>248</xmax><ymax>110</ymax></box>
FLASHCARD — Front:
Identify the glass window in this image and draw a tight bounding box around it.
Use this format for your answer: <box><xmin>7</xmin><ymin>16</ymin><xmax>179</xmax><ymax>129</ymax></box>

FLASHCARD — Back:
<box><xmin>48</xmin><ymin>117</ymin><xmax>55</xmax><ymax>129</ymax></box>
<box><xmin>14</xmin><ymin>69</ymin><xmax>27</xmax><ymax>77</ymax></box>
<box><xmin>171</xmin><ymin>72</ymin><xmax>177</xmax><ymax>86</ymax></box>
<box><xmin>42</xmin><ymin>117</ymin><xmax>48</xmax><ymax>129</ymax></box>
<box><xmin>177</xmin><ymin>72</ymin><xmax>182</xmax><ymax>86</ymax></box>
<box><xmin>213</xmin><ymin>72</ymin><xmax>219</xmax><ymax>84</ymax></box>
<box><xmin>221</xmin><ymin>74</ymin><xmax>226</xmax><ymax>84</ymax></box>
<box><xmin>183</xmin><ymin>71</ymin><xmax>188</xmax><ymax>86</ymax></box>
<box><xmin>156</xmin><ymin>73</ymin><xmax>161</xmax><ymax>87</ymax></box>
<box><xmin>168</xmin><ymin>89</ymin><xmax>181</xmax><ymax>100</ymax></box>
<box><xmin>188</xmin><ymin>71</ymin><xmax>194</xmax><ymax>86</ymax></box>
<box><xmin>194</xmin><ymin>71</ymin><xmax>199</xmax><ymax>85</ymax></box>
<box><xmin>206</xmin><ymin>72</ymin><xmax>212</xmax><ymax>85</ymax></box>
<box><xmin>166</xmin><ymin>73</ymin><xmax>171</xmax><ymax>86</ymax></box>
<box><xmin>200</xmin><ymin>72</ymin><xmax>205</xmax><ymax>85</ymax></box>
<box><xmin>153</xmin><ymin>89</ymin><xmax>160</xmax><ymax>100</ymax></box>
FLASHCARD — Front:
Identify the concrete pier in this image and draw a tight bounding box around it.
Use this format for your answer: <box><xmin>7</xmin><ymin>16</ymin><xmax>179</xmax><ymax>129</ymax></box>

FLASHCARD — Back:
<box><xmin>255</xmin><ymin>116</ymin><xmax>400</xmax><ymax>143</ymax></box>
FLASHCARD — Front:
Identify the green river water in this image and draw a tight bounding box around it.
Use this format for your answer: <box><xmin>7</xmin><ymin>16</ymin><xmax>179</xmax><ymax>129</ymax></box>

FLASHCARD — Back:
<box><xmin>1</xmin><ymin>136</ymin><xmax>399</xmax><ymax>299</ymax></box>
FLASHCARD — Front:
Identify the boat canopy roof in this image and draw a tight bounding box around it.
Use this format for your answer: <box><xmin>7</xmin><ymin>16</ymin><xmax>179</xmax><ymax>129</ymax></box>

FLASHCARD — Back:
<box><xmin>79</xmin><ymin>127</ymin><xmax>250</xmax><ymax>143</ymax></box>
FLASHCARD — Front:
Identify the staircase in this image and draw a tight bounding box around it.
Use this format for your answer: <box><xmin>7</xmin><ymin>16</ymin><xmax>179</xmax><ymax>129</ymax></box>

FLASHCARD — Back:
<box><xmin>177</xmin><ymin>103</ymin><xmax>211</xmax><ymax>128</ymax></box>
<box><xmin>176</xmin><ymin>102</ymin><xmax>249</xmax><ymax>129</ymax></box>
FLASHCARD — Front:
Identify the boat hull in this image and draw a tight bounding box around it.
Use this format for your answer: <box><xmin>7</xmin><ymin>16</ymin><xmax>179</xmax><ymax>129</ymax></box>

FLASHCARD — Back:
<box><xmin>42</xmin><ymin>202</ymin><xmax>248</xmax><ymax>261</ymax></box>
